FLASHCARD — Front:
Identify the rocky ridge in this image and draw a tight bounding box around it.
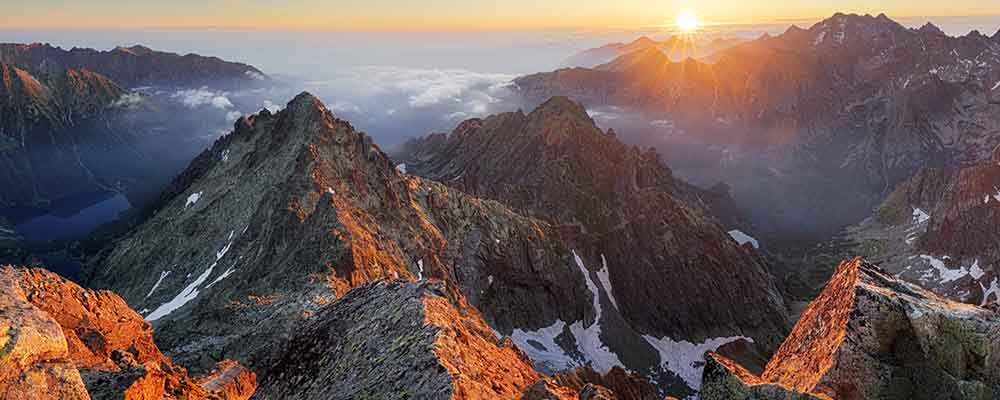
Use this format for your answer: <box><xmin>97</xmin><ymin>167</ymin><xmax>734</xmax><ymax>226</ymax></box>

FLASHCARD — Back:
<box><xmin>561</xmin><ymin>36</ymin><xmax>745</xmax><ymax>68</ymax></box>
<box><xmin>0</xmin><ymin>265</ymin><xmax>256</xmax><ymax>399</ymax></box>
<box><xmin>0</xmin><ymin>43</ymin><xmax>266</xmax><ymax>88</ymax></box>
<box><xmin>87</xmin><ymin>93</ymin><xmax>788</xmax><ymax>396</ymax></box>
<box><xmin>254</xmin><ymin>280</ymin><xmax>556</xmax><ymax>399</ymax></box>
<box><xmin>701</xmin><ymin>258</ymin><xmax>1000</xmax><ymax>399</ymax></box>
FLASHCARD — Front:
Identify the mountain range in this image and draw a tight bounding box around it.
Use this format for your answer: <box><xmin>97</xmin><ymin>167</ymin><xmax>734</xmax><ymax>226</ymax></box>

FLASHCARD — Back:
<box><xmin>2</xmin><ymin>11</ymin><xmax>1000</xmax><ymax>400</ymax></box>
<box><xmin>515</xmin><ymin>13</ymin><xmax>1000</xmax><ymax>237</ymax></box>
<box><xmin>0</xmin><ymin>43</ymin><xmax>266</xmax><ymax>88</ymax></box>
<box><xmin>0</xmin><ymin>43</ymin><xmax>269</xmax><ymax>251</ymax></box>
<box><xmin>82</xmin><ymin>93</ymin><xmax>788</xmax><ymax>397</ymax></box>
<box><xmin>561</xmin><ymin>36</ymin><xmax>745</xmax><ymax>68</ymax></box>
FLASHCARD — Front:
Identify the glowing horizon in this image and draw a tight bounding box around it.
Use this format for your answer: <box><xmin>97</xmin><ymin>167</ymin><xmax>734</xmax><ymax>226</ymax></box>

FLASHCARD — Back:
<box><xmin>1</xmin><ymin>1</ymin><xmax>999</xmax><ymax>31</ymax></box>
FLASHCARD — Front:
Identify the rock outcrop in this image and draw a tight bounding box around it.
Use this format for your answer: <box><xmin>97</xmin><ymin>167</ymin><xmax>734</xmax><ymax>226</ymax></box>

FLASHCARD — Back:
<box><xmin>254</xmin><ymin>280</ymin><xmax>552</xmax><ymax>399</ymax></box>
<box><xmin>701</xmin><ymin>258</ymin><xmax>1000</xmax><ymax>399</ymax></box>
<box><xmin>0</xmin><ymin>266</ymin><xmax>256</xmax><ymax>400</ymax></box>
<box><xmin>0</xmin><ymin>266</ymin><xmax>90</xmax><ymax>400</ymax></box>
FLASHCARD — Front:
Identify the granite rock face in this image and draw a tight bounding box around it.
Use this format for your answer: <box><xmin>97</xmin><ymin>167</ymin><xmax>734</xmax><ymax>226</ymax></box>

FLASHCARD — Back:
<box><xmin>0</xmin><ymin>266</ymin><xmax>90</xmax><ymax>400</ymax></box>
<box><xmin>840</xmin><ymin>147</ymin><xmax>1000</xmax><ymax>306</ymax></box>
<box><xmin>0</xmin><ymin>266</ymin><xmax>256</xmax><ymax>400</ymax></box>
<box><xmin>701</xmin><ymin>258</ymin><xmax>1000</xmax><ymax>400</ymax></box>
<box><xmin>254</xmin><ymin>280</ymin><xmax>550</xmax><ymax>399</ymax></box>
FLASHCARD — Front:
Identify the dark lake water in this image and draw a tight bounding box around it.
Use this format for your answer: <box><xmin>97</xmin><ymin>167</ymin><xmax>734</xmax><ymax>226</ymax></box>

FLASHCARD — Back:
<box><xmin>0</xmin><ymin>191</ymin><xmax>131</xmax><ymax>280</ymax></box>
<box><xmin>1</xmin><ymin>190</ymin><xmax>131</xmax><ymax>244</ymax></box>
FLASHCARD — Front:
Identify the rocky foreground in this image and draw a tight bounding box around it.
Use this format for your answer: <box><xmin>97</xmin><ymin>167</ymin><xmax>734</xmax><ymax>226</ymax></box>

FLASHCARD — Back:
<box><xmin>702</xmin><ymin>258</ymin><xmax>1000</xmax><ymax>399</ymax></box>
<box><xmin>0</xmin><ymin>266</ymin><xmax>255</xmax><ymax>400</ymax></box>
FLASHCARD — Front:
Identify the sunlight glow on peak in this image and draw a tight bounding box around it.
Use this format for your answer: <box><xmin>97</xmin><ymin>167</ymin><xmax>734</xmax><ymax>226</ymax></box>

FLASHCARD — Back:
<box><xmin>676</xmin><ymin>11</ymin><xmax>699</xmax><ymax>32</ymax></box>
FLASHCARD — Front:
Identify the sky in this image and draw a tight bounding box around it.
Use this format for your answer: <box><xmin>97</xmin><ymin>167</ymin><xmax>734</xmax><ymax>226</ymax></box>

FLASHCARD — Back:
<box><xmin>3</xmin><ymin>0</ymin><xmax>1000</xmax><ymax>30</ymax></box>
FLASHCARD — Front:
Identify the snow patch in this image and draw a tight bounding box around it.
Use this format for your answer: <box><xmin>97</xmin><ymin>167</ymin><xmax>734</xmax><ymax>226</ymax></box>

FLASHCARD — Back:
<box><xmin>813</xmin><ymin>31</ymin><xmax>827</xmax><ymax>45</ymax></box>
<box><xmin>569</xmin><ymin>250</ymin><xmax>625</xmax><ymax>374</ymax></box>
<box><xmin>992</xmin><ymin>81</ymin><xmax>1000</xmax><ymax>91</ymax></box>
<box><xmin>145</xmin><ymin>262</ymin><xmax>216</xmax><ymax>321</ymax></box>
<box><xmin>145</xmin><ymin>232</ymin><xmax>236</xmax><ymax>321</ymax></box>
<box><xmin>145</xmin><ymin>270</ymin><xmax>171</xmax><ymax>299</ymax></box>
<box><xmin>642</xmin><ymin>335</ymin><xmax>754</xmax><ymax>390</ymax></box>
<box><xmin>912</xmin><ymin>208</ymin><xmax>930</xmax><ymax>224</ymax></box>
<box><xmin>185</xmin><ymin>192</ymin><xmax>202</xmax><ymax>208</ymax></box>
<box><xmin>512</xmin><ymin>251</ymin><xmax>626</xmax><ymax>374</ymax></box>
<box><xmin>396</xmin><ymin>163</ymin><xmax>407</xmax><ymax>174</ymax></box>
<box><xmin>727</xmin><ymin>230</ymin><xmax>759</xmax><ymax>249</ymax></box>
<box><xmin>417</xmin><ymin>259</ymin><xmax>424</xmax><ymax>280</ymax></box>
<box><xmin>919</xmin><ymin>255</ymin><xmax>973</xmax><ymax>284</ymax></box>
<box><xmin>980</xmin><ymin>277</ymin><xmax>999</xmax><ymax>307</ymax></box>
<box><xmin>205</xmin><ymin>266</ymin><xmax>236</xmax><ymax>289</ymax></box>
<box><xmin>969</xmin><ymin>260</ymin><xmax>985</xmax><ymax>280</ymax></box>
<box><xmin>511</xmin><ymin>320</ymin><xmax>574</xmax><ymax>373</ymax></box>
<box><xmin>595</xmin><ymin>254</ymin><xmax>618</xmax><ymax>310</ymax></box>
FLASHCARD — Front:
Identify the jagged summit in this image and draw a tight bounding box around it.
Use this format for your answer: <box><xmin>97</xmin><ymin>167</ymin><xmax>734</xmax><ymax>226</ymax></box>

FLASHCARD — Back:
<box><xmin>113</xmin><ymin>44</ymin><xmax>154</xmax><ymax>56</ymax></box>
<box><xmin>701</xmin><ymin>258</ymin><xmax>1000</xmax><ymax>399</ymax></box>
<box><xmin>281</xmin><ymin>91</ymin><xmax>330</xmax><ymax>120</ymax></box>
<box><xmin>918</xmin><ymin>21</ymin><xmax>945</xmax><ymax>35</ymax></box>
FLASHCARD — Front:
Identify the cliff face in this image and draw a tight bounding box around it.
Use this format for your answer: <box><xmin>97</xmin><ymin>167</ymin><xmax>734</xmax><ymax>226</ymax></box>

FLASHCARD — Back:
<box><xmin>702</xmin><ymin>258</ymin><xmax>1000</xmax><ymax>399</ymax></box>
<box><xmin>844</xmin><ymin>146</ymin><xmax>1000</xmax><ymax>306</ymax></box>
<box><xmin>0</xmin><ymin>266</ymin><xmax>256</xmax><ymax>400</ymax></box>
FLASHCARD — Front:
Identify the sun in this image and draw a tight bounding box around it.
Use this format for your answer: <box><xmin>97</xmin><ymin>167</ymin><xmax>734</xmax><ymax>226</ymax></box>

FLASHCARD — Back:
<box><xmin>676</xmin><ymin>11</ymin><xmax>699</xmax><ymax>32</ymax></box>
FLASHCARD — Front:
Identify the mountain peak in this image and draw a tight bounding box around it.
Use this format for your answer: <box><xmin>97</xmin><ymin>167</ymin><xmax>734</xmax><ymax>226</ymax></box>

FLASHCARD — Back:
<box><xmin>631</xmin><ymin>36</ymin><xmax>657</xmax><ymax>46</ymax></box>
<box><xmin>114</xmin><ymin>45</ymin><xmax>154</xmax><ymax>56</ymax></box>
<box><xmin>286</xmin><ymin>91</ymin><xmax>324</xmax><ymax>109</ymax></box>
<box><xmin>531</xmin><ymin>96</ymin><xmax>589</xmax><ymax>118</ymax></box>
<box><xmin>282</xmin><ymin>91</ymin><xmax>330</xmax><ymax>120</ymax></box>
<box><xmin>918</xmin><ymin>22</ymin><xmax>945</xmax><ymax>35</ymax></box>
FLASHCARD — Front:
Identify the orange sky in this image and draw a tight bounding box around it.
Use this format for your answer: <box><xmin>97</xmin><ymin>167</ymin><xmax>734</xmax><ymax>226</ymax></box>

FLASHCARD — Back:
<box><xmin>2</xmin><ymin>1</ymin><xmax>999</xmax><ymax>30</ymax></box>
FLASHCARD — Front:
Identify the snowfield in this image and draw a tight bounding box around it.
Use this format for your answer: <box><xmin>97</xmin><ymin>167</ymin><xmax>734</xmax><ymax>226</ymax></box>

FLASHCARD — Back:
<box><xmin>728</xmin><ymin>230</ymin><xmax>760</xmax><ymax>249</ymax></box>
